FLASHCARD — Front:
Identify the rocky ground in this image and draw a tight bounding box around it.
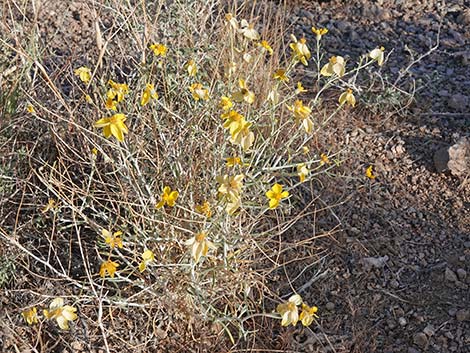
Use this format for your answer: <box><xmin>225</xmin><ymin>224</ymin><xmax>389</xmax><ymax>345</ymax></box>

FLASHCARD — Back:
<box><xmin>277</xmin><ymin>0</ymin><xmax>469</xmax><ymax>352</ymax></box>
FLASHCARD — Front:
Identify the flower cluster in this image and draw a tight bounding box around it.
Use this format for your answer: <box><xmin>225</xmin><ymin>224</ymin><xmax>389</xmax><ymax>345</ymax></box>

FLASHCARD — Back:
<box><xmin>276</xmin><ymin>294</ymin><xmax>318</xmax><ymax>327</ymax></box>
<box><xmin>22</xmin><ymin>298</ymin><xmax>78</xmax><ymax>330</ymax></box>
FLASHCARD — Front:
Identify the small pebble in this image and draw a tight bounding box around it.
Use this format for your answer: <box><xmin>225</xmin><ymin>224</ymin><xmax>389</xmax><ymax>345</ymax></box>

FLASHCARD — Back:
<box><xmin>326</xmin><ymin>302</ymin><xmax>335</xmax><ymax>311</ymax></box>
<box><xmin>413</xmin><ymin>332</ymin><xmax>428</xmax><ymax>348</ymax></box>
<box><xmin>455</xmin><ymin>309</ymin><xmax>469</xmax><ymax>322</ymax></box>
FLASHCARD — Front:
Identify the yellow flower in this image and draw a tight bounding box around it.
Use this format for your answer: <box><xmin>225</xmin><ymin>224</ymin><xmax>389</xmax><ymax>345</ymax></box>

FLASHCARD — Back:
<box><xmin>320</xmin><ymin>56</ymin><xmax>346</xmax><ymax>77</ymax></box>
<box><xmin>221</xmin><ymin>110</ymin><xmax>246</xmax><ymax>138</ymax></box>
<box><xmin>195</xmin><ymin>201</ymin><xmax>212</xmax><ymax>218</ymax></box>
<box><xmin>43</xmin><ymin>298</ymin><xmax>77</xmax><ymax>330</ymax></box>
<box><xmin>320</xmin><ymin>153</ymin><xmax>330</xmax><ymax>165</ymax></box>
<box><xmin>21</xmin><ymin>307</ymin><xmax>38</xmax><ymax>325</ymax></box>
<box><xmin>258</xmin><ymin>40</ymin><xmax>273</xmax><ymax>55</ymax></box>
<box><xmin>102</xmin><ymin>229</ymin><xmax>123</xmax><ymax>249</ymax></box>
<box><xmin>41</xmin><ymin>198</ymin><xmax>57</xmax><ymax>213</ymax></box>
<box><xmin>230</xmin><ymin>119</ymin><xmax>255</xmax><ymax>151</ymax></box>
<box><xmin>225</xmin><ymin>197</ymin><xmax>241</xmax><ymax>215</ymax></box>
<box><xmin>226</xmin><ymin>156</ymin><xmax>242</xmax><ymax>167</ymax></box>
<box><xmin>185</xmin><ymin>232</ymin><xmax>216</xmax><ymax>264</ymax></box>
<box><xmin>311</xmin><ymin>26</ymin><xmax>328</xmax><ymax>41</ymax></box>
<box><xmin>366</xmin><ymin>165</ymin><xmax>376</xmax><ymax>179</ymax></box>
<box><xmin>219</xmin><ymin>96</ymin><xmax>233</xmax><ymax>111</ymax></box>
<box><xmin>299</xmin><ymin>303</ymin><xmax>319</xmax><ymax>326</ymax></box>
<box><xmin>239</xmin><ymin>19</ymin><xmax>260</xmax><ymax>40</ymax></box>
<box><xmin>74</xmin><ymin>66</ymin><xmax>91</xmax><ymax>83</ymax></box>
<box><xmin>189</xmin><ymin>83</ymin><xmax>210</xmax><ymax>101</ymax></box>
<box><xmin>297</xmin><ymin>163</ymin><xmax>309</xmax><ymax>183</ymax></box>
<box><xmin>232</xmin><ymin>79</ymin><xmax>255</xmax><ymax>104</ymax></box>
<box><xmin>369</xmin><ymin>46</ymin><xmax>385</xmax><ymax>66</ymax></box>
<box><xmin>273</xmin><ymin>69</ymin><xmax>289</xmax><ymax>82</ymax></box>
<box><xmin>94</xmin><ymin>113</ymin><xmax>129</xmax><ymax>142</ymax></box>
<box><xmin>139</xmin><ymin>249</ymin><xmax>155</xmax><ymax>272</ymax></box>
<box><xmin>287</xmin><ymin>100</ymin><xmax>314</xmax><ymax>134</ymax></box>
<box><xmin>225</xmin><ymin>13</ymin><xmax>239</xmax><ymax>30</ymax></box>
<box><xmin>217</xmin><ymin>174</ymin><xmax>244</xmax><ymax>203</ymax></box>
<box><xmin>295</xmin><ymin>82</ymin><xmax>307</xmax><ymax>94</ymax></box>
<box><xmin>156</xmin><ymin>186</ymin><xmax>179</xmax><ymax>208</ymax></box>
<box><xmin>105</xmin><ymin>98</ymin><xmax>118</xmax><ymax>111</ymax></box>
<box><xmin>289</xmin><ymin>36</ymin><xmax>311</xmax><ymax>66</ymax></box>
<box><xmin>302</xmin><ymin>146</ymin><xmax>310</xmax><ymax>154</ymax></box>
<box><xmin>85</xmin><ymin>94</ymin><xmax>93</xmax><ymax>104</ymax></box>
<box><xmin>26</xmin><ymin>104</ymin><xmax>35</xmax><ymax>113</ymax></box>
<box><xmin>339</xmin><ymin>88</ymin><xmax>356</xmax><ymax>107</ymax></box>
<box><xmin>276</xmin><ymin>294</ymin><xmax>302</xmax><ymax>327</ymax></box>
<box><xmin>141</xmin><ymin>83</ymin><xmax>159</xmax><ymax>106</ymax></box>
<box><xmin>107</xmin><ymin>80</ymin><xmax>129</xmax><ymax>103</ymax></box>
<box><xmin>99</xmin><ymin>259</ymin><xmax>119</xmax><ymax>278</ymax></box>
<box><xmin>186</xmin><ymin>59</ymin><xmax>197</xmax><ymax>76</ymax></box>
<box><xmin>149</xmin><ymin>43</ymin><xmax>168</xmax><ymax>57</ymax></box>
<box><xmin>266</xmin><ymin>183</ymin><xmax>289</xmax><ymax>209</ymax></box>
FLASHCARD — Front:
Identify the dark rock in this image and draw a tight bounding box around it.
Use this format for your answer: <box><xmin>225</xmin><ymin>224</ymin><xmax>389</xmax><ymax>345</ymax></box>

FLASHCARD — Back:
<box><xmin>456</xmin><ymin>268</ymin><xmax>466</xmax><ymax>281</ymax></box>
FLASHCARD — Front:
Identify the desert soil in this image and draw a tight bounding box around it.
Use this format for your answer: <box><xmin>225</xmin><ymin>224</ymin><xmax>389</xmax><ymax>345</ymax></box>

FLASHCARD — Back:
<box><xmin>275</xmin><ymin>0</ymin><xmax>469</xmax><ymax>352</ymax></box>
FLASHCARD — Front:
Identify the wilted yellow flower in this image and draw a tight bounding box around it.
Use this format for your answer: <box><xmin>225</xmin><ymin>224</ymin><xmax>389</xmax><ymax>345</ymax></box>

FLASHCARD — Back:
<box><xmin>295</xmin><ymin>82</ymin><xmax>307</xmax><ymax>94</ymax></box>
<box><xmin>297</xmin><ymin>163</ymin><xmax>309</xmax><ymax>183</ymax></box>
<box><xmin>369</xmin><ymin>46</ymin><xmax>385</xmax><ymax>66</ymax></box>
<box><xmin>26</xmin><ymin>104</ymin><xmax>35</xmax><ymax>113</ymax></box>
<box><xmin>195</xmin><ymin>201</ymin><xmax>212</xmax><ymax>218</ymax></box>
<box><xmin>185</xmin><ymin>232</ymin><xmax>216</xmax><ymax>264</ymax></box>
<box><xmin>320</xmin><ymin>153</ymin><xmax>330</xmax><ymax>165</ymax></box>
<box><xmin>273</xmin><ymin>69</ymin><xmax>289</xmax><ymax>82</ymax></box>
<box><xmin>99</xmin><ymin>259</ymin><xmax>119</xmax><ymax>278</ymax></box>
<box><xmin>217</xmin><ymin>174</ymin><xmax>244</xmax><ymax>203</ymax></box>
<box><xmin>239</xmin><ymin>19</ymin><xmax>260</xmax><ymax>40</ymax></box>
<box><xmin>276</xmin><ymin>294</ymin><xmax>302</xmax><ymax>327</ymax></box>
<box><xmin>107</xmin><ymin>80</ymin><xmax>129</xmax><ymax>103</ymax></box>
<box><xmin>41</xmin><ymin>198</ymin><xmax>57</xmax><ymax>213</ymax></box>
<box><xmin>224</xmin><ymin>61</ymin><xmax>237</xmax><ymax>78</ymax></box>
<box><xmin>94</xmin><ymin>113</ymin><xmax>128</xmax><ymax>142</ymax></box>
<box><xmin>221</xmin><ymin>110</ymin><xmax>245</xmax><ymax>138</ymax></box>
<box><xmin>299</xmin><ymin>303</ymin><xmax>319</xmax><ymax>326</ymax></box>
<box><xmin>267</xmin><ymin>89</ymin><xmax>280</xmax><ymax>104</ymax></box>
<box><xmin>141</xmin><ymin>83</ymin><xmax>159</xmax><ymax>106</ymax></box>
<box><xmin>74</xmin><ymin>66</ymin><xmax>91</xmax><ymax>83</ymax></box>
<box><xmin>139</xmin><ymin>249</ymin><xmax>155</xmax><ymax>272</ymax></box>
<box><xmin>339</xmin><ymin>88</ymin><xmax>356</xmax><ymax>107</ymax></box>
<box><xmin>102</xmin><ymin>229</ymin><xmax>123</xmax><ymax>249</ymax></box>
<box><xmin>186</xmin><ymin>59</ymin><xmax>197</xmax><ymax>76</ymax></box>
<box><xmin>156</xmin><ymin>186</ymin><xmax>179</xmax><ymax>208</ymax></box>
<box><xmin>226</xmin><ymin>156</ymin><xmax>242</xmax><ymax>167</ymax></box>
<box><xmin>302</xmin><ymin>146</ymin><xmax>310</xmax><ymax>154</ymax></box>
<box><xmin>225</xmin><ymin>13</ymin><xmax>239</xmax><ymax>30</ymax></box>
<box><xmin>149</xmin><ymin>43</ymin><xmax>168</xmax><ymax>57</ymax></box>
<box><xmin>287</xmin><ymin>100</ymin><xmax>314</xmax><ymax>134</ymax></box>
<box><xmin>189</xmin><ymin>83</ymin><xmax>209</xmax><ymax>101</ymax></box>
<box><xmin>226</xmin><ymin>197</ymin><xmax>241</xmax><ymax>215</ymax></box>
<box><xmin>311</xmin><ymin>26</ymin><xmax>328</xmax><ymax>41</ymax></box>
<box><xmin>290</xmin><ymin>36</ymin><xmax>311</xmax><ymax>66</ymax></box>
<box><xmin>85</xmin><ymin>94</ymin><xmax>93</xmax><ymax>104</ymax></box>
<box><xmin>21</xmin><ymin>307</ymin><xmax>38</xmax><ymax>325</ymax></box>
<box><xmin>219</xmin><ymin>96</ymin><xmax>233</xmax><ymax>111</ymax></box>
<box><xmin>320</xmin><ymin>56</ymin><xmax>346</xmax><ymax>77</ymax></box>
<box><xmin>366</xmin><ymin>165</ymin><xmax>376</xmax><ymax>179</ymax></box>
<box><xmin>258</xmin><ymin>40</ymin><xmax>273</xmax><ymax>55</ymax></box>
<box><xmin>231</xmin><ymin>120</ymin><xmax>255</xmax><ymax>151</ymax></box>
<box><xmin>232</xmin><ymin>79</ymin><xmax>255</xmax><ymax>104</ymax></box>
<box><xmin>43</xmin><ymin>298</ymin><xmax>77</xmax><ymax>330</ymax></box>
<box><xmin>266</xmin><ymin>183</ymin><xmax>289</xmax><ymax>209</ymax></box>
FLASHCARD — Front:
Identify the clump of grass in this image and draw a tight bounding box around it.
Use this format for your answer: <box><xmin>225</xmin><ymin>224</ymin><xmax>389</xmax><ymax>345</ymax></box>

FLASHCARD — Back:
<box><xmin>0</xmin><ymin>0</ymin><xmax>389</xmax><ymax>351</ymax></box>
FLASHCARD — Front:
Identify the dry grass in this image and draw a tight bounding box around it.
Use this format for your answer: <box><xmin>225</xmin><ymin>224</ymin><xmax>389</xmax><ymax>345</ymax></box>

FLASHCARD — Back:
<box><xmin>0</xmin><ymin>0</ymin><xmax>392</xmax><ymax>352</ymax></box>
